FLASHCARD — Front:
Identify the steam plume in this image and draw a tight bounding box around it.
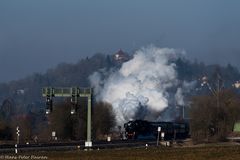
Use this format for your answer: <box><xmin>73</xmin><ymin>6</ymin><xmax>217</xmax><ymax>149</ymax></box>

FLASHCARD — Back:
<box><xmin>90</xmin><ymin>46</ymin><xmax>188</xmax><ymax>124</ymax></box>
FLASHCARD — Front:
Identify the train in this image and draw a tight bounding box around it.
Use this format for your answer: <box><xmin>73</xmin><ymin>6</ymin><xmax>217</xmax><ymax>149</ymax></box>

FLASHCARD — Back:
<box><xmin>124</xmin><ymin>120</ymin><xmax>189</xmax><ymax>140</ymax></box>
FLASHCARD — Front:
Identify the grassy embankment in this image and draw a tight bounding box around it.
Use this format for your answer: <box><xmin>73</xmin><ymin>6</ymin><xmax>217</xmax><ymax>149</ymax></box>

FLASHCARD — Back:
<box><xmin>3</xmin><ymin>145</ymin><xmax>240</xmax><ymax>160</ymax></box>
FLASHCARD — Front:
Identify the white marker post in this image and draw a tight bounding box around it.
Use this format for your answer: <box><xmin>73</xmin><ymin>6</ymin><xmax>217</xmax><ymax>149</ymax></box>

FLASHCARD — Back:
<box><xmin>107</xmin><ymin>136</ymin><xmax>111</xmax><ymax>142</ymax></box>
<box><xmin>161</xmin><ymin>132</ymin><xmax>165</xmax><ymax>141</ymax></box>
<box><xmin>52</xmin><ymin>131</ymin><xmax>56</xmax><ymax>140</ymax></box>
<box><xmin>15</xmin><ymin>144</ymin><xmax>17</xmax><ymax>154</ymax></box>
<box><xmin>157</xmin><ymin>127</ymin><xmax>161</xmax><ymax>146</ymax></box>
<box><xmin>15</xmin><ymin>126</ymin><xmax>20</xmax><ymax>154</ymax></box>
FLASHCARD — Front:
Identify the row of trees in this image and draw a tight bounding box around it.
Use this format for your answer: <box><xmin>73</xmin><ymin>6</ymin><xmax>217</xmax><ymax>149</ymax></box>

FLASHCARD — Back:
<box><xmin>190</xmin><ymin>88</ymin><xmax>240</xmax><ymax>143</ymax></box>
<box><xmin>46</xmin><ymin>100</ymin><xmax>116</xmax><ymax>141</ymax></box>
<box><xmin>0</xmin><ymin>100</ymin><xmax>116</xmax><ymax>143</ymax></box>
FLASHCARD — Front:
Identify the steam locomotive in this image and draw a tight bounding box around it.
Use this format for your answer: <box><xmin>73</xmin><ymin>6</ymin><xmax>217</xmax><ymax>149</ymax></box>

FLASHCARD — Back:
<box><xmin>124</xmin><ymin>120</ymin><xmax>189</xmax><ymax>140</ymax></box>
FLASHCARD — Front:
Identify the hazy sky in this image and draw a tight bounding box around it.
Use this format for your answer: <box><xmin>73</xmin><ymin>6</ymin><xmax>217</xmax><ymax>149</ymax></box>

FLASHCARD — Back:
<box><xmin>1</xmin><ymin>0</ymin><xmax>240</xmax><ymax>82</ymax></box>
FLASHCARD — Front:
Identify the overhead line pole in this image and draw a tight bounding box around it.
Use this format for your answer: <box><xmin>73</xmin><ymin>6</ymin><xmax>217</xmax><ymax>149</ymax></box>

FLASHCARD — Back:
<box><xmin>42</xmin><ymin>87</ymin><xmax>93</xmax><ymax>148</ymax></box>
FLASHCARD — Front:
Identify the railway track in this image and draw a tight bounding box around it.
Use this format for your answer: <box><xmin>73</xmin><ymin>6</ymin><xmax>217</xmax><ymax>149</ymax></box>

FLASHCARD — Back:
<box><xmin>0</xmin><ymin>140</ymin><xmax>157</xmax><ymax>153</ymax></box>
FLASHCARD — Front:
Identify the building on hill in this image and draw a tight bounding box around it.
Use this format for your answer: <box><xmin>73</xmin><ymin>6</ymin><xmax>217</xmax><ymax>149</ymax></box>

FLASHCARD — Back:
<box><xmin>113</xmin><ymin>49</ymin><xmax>130</xmax><ymax>63</ymax></box>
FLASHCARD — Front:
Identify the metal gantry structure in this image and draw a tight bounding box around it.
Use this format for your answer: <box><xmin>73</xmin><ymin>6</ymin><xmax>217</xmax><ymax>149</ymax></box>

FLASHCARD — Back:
<box><xmin>42</xmin><ymin>87</ymin><xmax>93</xmax><ymax>147</ymax></box>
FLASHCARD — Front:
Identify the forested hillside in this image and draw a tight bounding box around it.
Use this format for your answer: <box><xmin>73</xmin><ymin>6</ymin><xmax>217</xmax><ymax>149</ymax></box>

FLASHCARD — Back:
<box><xmin>0</xmin><ymin>50</ymin><xmax>240</xmax><ymax>141</ymax></box>
<box><xmin>0</xmin><ymin>51</ymin><xmax>240</xmax><ymax>115</ymax></box>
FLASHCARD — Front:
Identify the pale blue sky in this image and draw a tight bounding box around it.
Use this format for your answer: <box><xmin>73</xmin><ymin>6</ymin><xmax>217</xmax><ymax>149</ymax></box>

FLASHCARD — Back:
<box><xmin>0</xmin><ymin>0</ymin><xmax>240</xmax><ymax>82</ymax></box>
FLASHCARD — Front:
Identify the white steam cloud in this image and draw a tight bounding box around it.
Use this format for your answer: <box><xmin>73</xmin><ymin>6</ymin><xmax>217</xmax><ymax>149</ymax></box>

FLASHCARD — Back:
<box><xmin>175</xmin><ymin>81</ymin><xmax>197</xmax><ymax>106</ymax></box>
<box><xmin>90</xmin><ymin>46</ymin><xmax>190</xmax><ymax>125</ymax></box>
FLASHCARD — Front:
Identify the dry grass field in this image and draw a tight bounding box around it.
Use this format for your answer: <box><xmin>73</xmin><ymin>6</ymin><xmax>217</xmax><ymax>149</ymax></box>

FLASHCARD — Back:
<box><xmin>3</xmin><ymin>145</ymin><xmax>240</xmax><ymax>160</ymax></box>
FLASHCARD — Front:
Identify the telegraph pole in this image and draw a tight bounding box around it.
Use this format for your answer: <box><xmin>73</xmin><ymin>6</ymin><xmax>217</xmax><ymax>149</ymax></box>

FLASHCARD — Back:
<box><xmin>201</xmin><ymin>73</ymin><xmax>223</xmax><ymax>135</ymax></box>
<box><xmin>201</xmin><ymin>73</ymin><xmax>223</xmax><ymax>108</ymax></box>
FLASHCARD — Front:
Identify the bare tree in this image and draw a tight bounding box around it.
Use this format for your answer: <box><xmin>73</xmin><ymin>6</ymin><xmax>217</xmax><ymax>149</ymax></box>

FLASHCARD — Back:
<box><xmin>190</xmin><ymin>89</ymin><xmax>240</xmax><ymax>143</ymax></box>
<box><xmin>93</xmin><ymin>102</ymin><xmax>116</xmax><ymax>140</ymax></box>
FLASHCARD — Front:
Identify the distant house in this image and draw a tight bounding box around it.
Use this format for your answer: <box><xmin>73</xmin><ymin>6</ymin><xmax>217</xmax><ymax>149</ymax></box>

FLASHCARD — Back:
<box><xmin>113</xmin><ymin>49</ymin><xmax>130</xmax><ymax>63</ymax></box>
<box><xmin>16</xmin><ymin>89</ymin><xmax>25</xmax><ymax>95</ymax></box>
<box><xmin>233</xmin><ymin>81</ymin><xmax>240</xmax><ymax>89</ymax></box>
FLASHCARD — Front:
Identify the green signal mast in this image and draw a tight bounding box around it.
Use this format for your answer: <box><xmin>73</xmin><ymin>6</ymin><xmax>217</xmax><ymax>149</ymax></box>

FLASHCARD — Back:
<box><xmin>42</xmin><ymin>87</ymin><xmax>93</xmax><ymax>148</ymax></box>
